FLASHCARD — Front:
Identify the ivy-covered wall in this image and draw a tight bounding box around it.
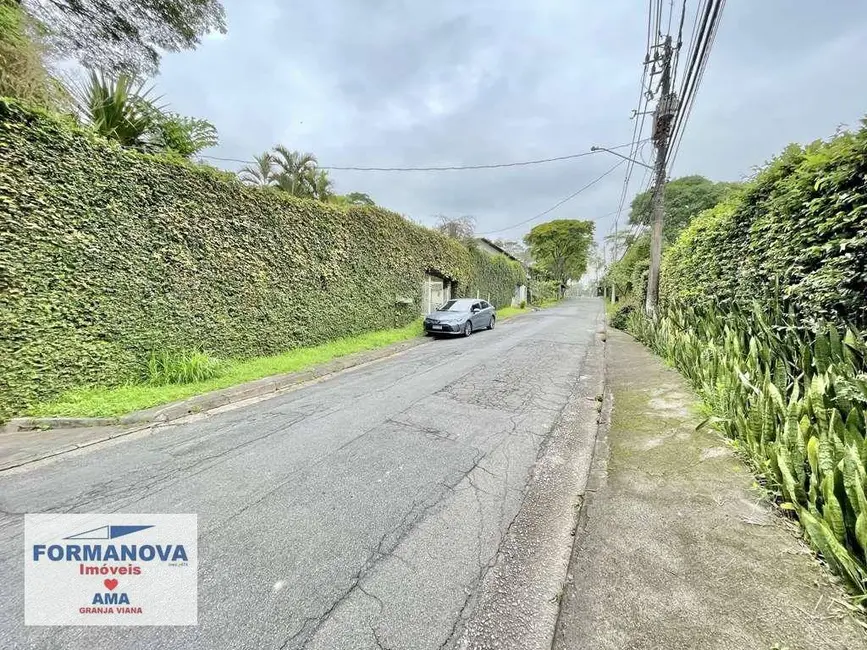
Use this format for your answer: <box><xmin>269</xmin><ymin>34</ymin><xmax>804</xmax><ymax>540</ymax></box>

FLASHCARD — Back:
<box><xmin>464</xmin><ymin>246</ymin><xmax>525</xmax><ymax>308</ymax></box>
<box><xmin>660</xmin><ymin>126</ymin><xmax>867</xmax><ymax>329</ymax></box>
<box><xmin>0</xmin><ymin>99</ymin><xmax>523</xmax><ymax>419</ymax></box>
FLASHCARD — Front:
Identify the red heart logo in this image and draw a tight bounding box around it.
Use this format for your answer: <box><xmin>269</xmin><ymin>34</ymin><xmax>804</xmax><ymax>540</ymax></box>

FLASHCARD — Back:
<box><xmin>104</xmin><ymin>579</ymin><xmax>118</xmax><ymax>591</ymax></box>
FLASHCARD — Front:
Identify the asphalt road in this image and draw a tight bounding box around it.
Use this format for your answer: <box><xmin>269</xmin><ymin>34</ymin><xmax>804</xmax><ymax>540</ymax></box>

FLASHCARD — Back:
<box><xmin>0</xmin><ymin>298</ymin><xmax>603</xmax><ymax>650</ymax></box>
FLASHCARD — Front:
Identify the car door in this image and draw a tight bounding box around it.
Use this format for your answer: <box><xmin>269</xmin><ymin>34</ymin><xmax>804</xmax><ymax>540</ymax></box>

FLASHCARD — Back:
<box><xmin>481</xmin><ymin>301</ymin><xmax>494</xmax><ymax>326</ymax></box>
<box><xmin>470</xmin><ymin>302</ymin><xmax>485</xmax><ymax>328</ymax></box>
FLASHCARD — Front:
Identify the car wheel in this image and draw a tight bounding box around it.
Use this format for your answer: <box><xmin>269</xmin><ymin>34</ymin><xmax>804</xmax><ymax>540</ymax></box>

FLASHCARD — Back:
<box><xmin>488</xmin><ymin>316</ymin><xmax>495</xmax><ymax>330</ymax></box>
<box><xmin>463</xmin><ymin>321</ymin><xmax>473</xmax><ymax>337</ymax></box>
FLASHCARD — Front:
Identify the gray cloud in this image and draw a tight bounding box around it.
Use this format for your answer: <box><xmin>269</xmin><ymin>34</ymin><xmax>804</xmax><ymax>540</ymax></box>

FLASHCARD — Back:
<box><xmin>155</xmin><ymin>0</ymin><xmax>867</xmax><ymax>243</ymax></box>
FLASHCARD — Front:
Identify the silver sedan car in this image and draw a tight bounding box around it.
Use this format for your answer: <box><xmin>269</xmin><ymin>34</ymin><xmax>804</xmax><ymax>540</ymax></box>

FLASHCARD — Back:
<box><xmin>423</xmin><ymin>298</ymin><xmax>496</xmax><ymax>337</ymax></box>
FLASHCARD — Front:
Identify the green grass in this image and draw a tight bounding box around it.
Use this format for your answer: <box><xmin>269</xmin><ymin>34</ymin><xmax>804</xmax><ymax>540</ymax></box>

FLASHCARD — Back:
<box><xmin>497</xmin><ymin>305</ymin><xmax>526</xmax><ymax>320</ymax></box>
<box><xmin>28</xmin><ymin>320</ymin><xmax>425</xmax><ymax>418</ymax></box>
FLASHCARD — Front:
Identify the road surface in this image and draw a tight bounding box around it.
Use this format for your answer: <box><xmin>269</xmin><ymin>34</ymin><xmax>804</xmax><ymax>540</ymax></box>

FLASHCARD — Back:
<box><xmin>0</xmin><ymin>299</ymin><xmax>603</xmax><ymax>650</ymax></box>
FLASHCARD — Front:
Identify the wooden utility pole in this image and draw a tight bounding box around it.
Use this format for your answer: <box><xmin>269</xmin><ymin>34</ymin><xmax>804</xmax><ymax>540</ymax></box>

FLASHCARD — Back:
<box><xmin>645</xmin><ymin>36</ymin><xmax>676</xmax><ymax>316</ymax></box>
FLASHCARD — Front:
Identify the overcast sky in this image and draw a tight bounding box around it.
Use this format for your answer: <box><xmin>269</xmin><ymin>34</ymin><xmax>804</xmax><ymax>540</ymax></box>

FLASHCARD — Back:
<box><xmin>155</xmin><ymin>1</ymin><xmax>867</xmax><ymax>245</ymax></box>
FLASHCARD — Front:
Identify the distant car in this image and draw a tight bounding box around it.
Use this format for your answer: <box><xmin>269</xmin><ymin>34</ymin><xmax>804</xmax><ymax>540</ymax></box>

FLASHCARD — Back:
<box><xmin>423</xmin><ymin>298</ymin><xmax>496</xmax><ymax>337</ymax></box>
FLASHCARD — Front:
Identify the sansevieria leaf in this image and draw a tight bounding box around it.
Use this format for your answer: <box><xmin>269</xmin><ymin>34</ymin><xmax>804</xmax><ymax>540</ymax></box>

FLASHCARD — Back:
<box><xmin>856</xmin><ymin>512</ymin><xmax>867</xmax><ymax>553</ymax></box>
<box><xmin>822</xmin><ymin>480</ymin><xmax>846</xmax><ymax>543</ymax></box>
<box><xmin>799</xmin><ymin>508</ymin><xmax>867</xmax><ymax>589</ymax></box>
<box><xmin>807</xmin><ymin>436</ymin><xmax>819</xmax><ymax>483</ymax></box>
<box><xmin>814</xmin><ymin>330</ymin><xmax>830</xmax><ymax>374</ymax></box>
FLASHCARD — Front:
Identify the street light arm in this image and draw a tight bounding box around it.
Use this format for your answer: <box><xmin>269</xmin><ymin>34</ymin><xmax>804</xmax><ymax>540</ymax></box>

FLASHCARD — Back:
<box><xmin>590</xmin><ymin>146</ymin><xmax>654</xmax><ymax>170</ymax></box>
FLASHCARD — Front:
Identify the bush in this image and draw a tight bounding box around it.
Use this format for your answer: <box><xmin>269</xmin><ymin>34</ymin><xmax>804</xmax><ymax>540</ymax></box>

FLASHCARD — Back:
<box><xmin>529</xmin><ymin>278</ymin><xmax>560</xmax><ymax>304</ymax></box>
<box><xmin>608</xmin><ymin>300</ymin><xmax>636</xmax><ymax>330</ymax></box>
<box><xmin>0</xmin><ymin>0</ymin><xmax>64</xmax><ymax>108</ymax></box>
<box><xmin>661</xmin><ymin>127</ymin><xmax>867</xmax><ymax>329</ymax></box>
<box><xmin>0</xmin><ymin>99</ymin><xmax>521</xmax><ymax>419</ymax></box>
<box><xmin>145</xmin><ymin>350</ymin><xmax>223</xmax><ymax>386</ymax></box>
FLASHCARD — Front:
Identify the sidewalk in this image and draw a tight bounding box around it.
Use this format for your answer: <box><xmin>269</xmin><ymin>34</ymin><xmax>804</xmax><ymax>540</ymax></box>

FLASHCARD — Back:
<box><xmin>555</xmin><ymin>329</ymin><xmax>866</xmax><ymax>650</ymax></box>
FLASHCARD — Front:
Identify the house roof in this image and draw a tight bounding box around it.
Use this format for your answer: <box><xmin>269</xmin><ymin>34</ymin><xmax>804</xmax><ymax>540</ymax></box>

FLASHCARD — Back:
<box><xmin>476</xmin><ymin>237</ymin><xmax>525</xmax><ymax>265</ymax></box>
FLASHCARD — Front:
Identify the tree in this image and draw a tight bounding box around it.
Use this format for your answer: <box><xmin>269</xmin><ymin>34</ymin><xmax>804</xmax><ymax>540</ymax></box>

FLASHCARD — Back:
<box><xmin>628</xmin><ymin>175</ymin><xmax>740</xmax><ymax>242</ymax></box>
<box><xmin>151</xmin><ymin>112</ymin><xmax>218</xmax><ymax>158</ymax></box>
<box><xmin>310</xmin><ymin>168</ymin><xmax>334</xmax><ymax>201</ymax></box>
<box><xmin>0</xmin><ymin>0</ymin><xmax>66</xmax><ymax>107</ymax></box>
<box><xmin>238</xmin><ymin>153</ymin><xmax>276</xmax><ymax>186</ymax></box>
<box><xmin>344</xmin><ymin>192</ymin><xmax>375</xmax><ymax>206</ymax></box>
<box><xmin>21</xmin><ymin>0</ymin><xmax>226</xmax><ymax>75</ymax></box>
<box><xmin>524</xmin><ymin>219</ymin><xmax>595</xmax><ymax>293</ymax></box>
<box><xmin>435</xmin><ymin>215</ymin><xmax>475</xmax><ymax>240</ymax></box>
<box><xmin>272</xmin><ymin>146</ymin><xmax>319</xmax><ymax>198</ymax></box>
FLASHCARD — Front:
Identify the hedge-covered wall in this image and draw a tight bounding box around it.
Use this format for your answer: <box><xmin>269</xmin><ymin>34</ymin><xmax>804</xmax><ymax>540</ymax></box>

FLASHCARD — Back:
<box><xmin>464</xmin><ymin>245</ymin><xmax>525</xmax><ymax>308</ymax></box>
<box><xmin>0</xmin><ymin>99</ymin><xmax>522</xmax><ymax>419</ymax></box>
<box><xmin>660</xmin><ymin>126</ymin><xmax>867</xmax><ymax>329</ymax></box>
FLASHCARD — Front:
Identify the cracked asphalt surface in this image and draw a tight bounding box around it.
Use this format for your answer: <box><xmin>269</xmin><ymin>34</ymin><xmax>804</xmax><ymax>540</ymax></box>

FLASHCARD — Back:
<box><xmin>0</xmin><ymin>298</ymin><xmax>603</xmax><ymax>650</ymax></box>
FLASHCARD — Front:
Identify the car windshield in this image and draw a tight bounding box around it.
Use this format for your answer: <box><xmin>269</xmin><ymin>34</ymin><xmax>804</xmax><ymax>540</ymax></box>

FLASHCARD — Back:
<box><xmin>437</xmin><ymin>299</ymin><xmax>473</xmax><ymax>312</ymax></box>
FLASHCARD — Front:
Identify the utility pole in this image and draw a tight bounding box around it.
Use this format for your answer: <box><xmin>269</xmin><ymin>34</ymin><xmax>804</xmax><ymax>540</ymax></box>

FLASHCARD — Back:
<box><xmin>645</xmin><ymin>35</ymin><xmax>676</xmax><ymax>316</ymax></box>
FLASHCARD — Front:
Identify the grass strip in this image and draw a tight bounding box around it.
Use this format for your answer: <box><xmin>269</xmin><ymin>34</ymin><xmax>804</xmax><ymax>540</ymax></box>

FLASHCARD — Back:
<box><xmin>28</xmin><ymin>320</ymin><xmax>425</xmax><ymax>418</ymax></box>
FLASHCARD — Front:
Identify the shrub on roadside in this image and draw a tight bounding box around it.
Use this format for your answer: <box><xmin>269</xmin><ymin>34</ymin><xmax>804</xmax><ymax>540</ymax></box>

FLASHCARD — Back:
<box><xmin>608</xmin><ymin>300</ymin><xmax>636</xmax><ymax>331</ymax></box>
<box><xmin>660</xmin><ymin>126</ymin><xmax>867</xmax><ymax>329</ymax></box>
<box><xmin>632</xmin><ymin>121</ymin><xmax>867</xmax><ymax>598</ymax></box>
<box><xmin>145</xmin><ymin>350</ymin><xmax>223</xmax><ymax>386</ymax></box>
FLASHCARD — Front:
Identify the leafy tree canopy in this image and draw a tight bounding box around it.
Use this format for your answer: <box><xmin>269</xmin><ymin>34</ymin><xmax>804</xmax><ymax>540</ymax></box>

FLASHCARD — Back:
<box><xmin>22</xmin><ymin>0</ymin><xmax>226</xmax><ymax>74</ymax></box>
<box><xmin>524</xmin><ymin>219</ymin><xmax>595</xmax><ymax>288</ymax></box>
<box><xmin>152</xmin><ymin>112</ymin><xmax>218</xmax><ymax>157</ymax></box>
<box><xmin>344</xmin><ymin>192</ymin><xmax>375</xmax><ymax>206</ymax></box>
<box><xmin>628</xmin><ymin>175</ymin><xmax>741</xmax><ymax>242</ymax></box>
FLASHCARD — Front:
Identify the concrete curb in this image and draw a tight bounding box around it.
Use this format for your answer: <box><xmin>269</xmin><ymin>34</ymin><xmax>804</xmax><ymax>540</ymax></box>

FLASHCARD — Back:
<box><xmin>2</xmin><ymin>307</ymin><xmax>546</xmax><ymax>435</ymax></box>
<box><xmin>455</xmin><ymin>313</ymin><xmax>608</xmax><ymax>650</ymax></box>
<box><xmin>2</xmin><ymin>337</ymin><xmax>432</xmax><ymax>434</ymax></box>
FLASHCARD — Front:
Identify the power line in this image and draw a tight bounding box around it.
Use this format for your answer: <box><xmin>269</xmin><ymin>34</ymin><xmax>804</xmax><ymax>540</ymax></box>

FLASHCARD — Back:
<box><xmin>479</xmin><ymin>160</ymin><xmax>625</xmax><ymax>236</ymax></box>
<box><xmin>667</xmin><ymin>0</ymin><xmax>725</xmax><ymax>170</ymax></box>
<box><xmin>199</xmin><ymin>141</ymin><xmax>641</xmax><ymax>173</ymax></box>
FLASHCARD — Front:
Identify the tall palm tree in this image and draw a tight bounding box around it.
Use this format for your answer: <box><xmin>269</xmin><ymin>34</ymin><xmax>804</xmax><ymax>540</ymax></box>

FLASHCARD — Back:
<box><xmin>238</xmin><ymin>152</ymin><xmax>276</xmax><ymax>186</ymax></box>
<box><xmin>272</xmin><ymin>145</ymin><xmax>319</xmax><ymax>198</ymax></box>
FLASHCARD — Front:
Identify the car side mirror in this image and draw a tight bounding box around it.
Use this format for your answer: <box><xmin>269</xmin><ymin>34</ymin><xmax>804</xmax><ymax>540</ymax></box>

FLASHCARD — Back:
<box><xmin>471</xmin><ymin>307</ymin><xmax>479</xmax><ymax>313</ymax></box>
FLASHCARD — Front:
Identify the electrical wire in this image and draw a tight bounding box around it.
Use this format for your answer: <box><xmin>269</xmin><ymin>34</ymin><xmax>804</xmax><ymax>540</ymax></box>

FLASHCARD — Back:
<box><xmin>199</xmin><ymin>141</ymin><xmax>640</xmax><ymax>173</ymax></box>
<box><xmin>667</xmin><ymin>0</ymin><xmax>725</xmax><ymax>170</ymax></box>
<box><xmin>478</xmin><ymin>160</ymin><xmax>625</xmax><ymax>236</ymax></box>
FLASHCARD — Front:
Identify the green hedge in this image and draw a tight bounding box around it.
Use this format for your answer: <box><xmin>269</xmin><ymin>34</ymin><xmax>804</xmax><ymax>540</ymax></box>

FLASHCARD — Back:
<box><xmin>660</xmin><ymin>126</ymin><xmax>867</xmax><ymax>329</ymax></box>
<box><xmin>0</xmin><ymin>99</ymin><xmax>522</xmax><ymax>419</ymax></box>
